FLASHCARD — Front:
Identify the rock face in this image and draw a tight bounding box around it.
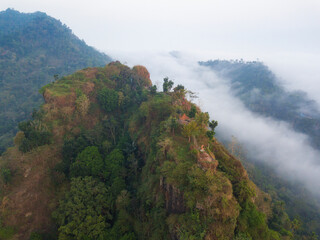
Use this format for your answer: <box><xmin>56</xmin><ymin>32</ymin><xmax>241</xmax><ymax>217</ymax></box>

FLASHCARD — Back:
<box><xmin>198</xmin><ymin>148</ymin><xmax>218</xmax><ymax>171</ymax></box>
<box><xmin>160</xmin><ymin>177</ymin><xmax>185</xmax><ymax>214</ymax></box>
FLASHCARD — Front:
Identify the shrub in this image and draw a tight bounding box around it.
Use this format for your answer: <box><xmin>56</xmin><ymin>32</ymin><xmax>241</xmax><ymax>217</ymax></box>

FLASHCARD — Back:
<box><xmin>1</xmin><ymin>168</ymin><xmax>12</xmax><ymax>184</ymax></box>
<box><xmin>97</xmin><ymin>88</ymin><xmax>118</xmax><ymax>112</ymax></box>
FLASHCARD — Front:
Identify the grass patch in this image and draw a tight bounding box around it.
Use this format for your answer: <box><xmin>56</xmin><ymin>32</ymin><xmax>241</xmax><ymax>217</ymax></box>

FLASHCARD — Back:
<box><xmin>0</xmin><ymin>225</ymin><xmax>15</xmax><ymax>239</ymax></box>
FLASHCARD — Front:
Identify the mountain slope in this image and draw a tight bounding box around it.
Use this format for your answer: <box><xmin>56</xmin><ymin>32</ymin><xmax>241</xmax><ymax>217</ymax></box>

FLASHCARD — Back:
<box><xmin>200</xmin><ymin>59</ymin><xmax>320</xmax><ymax>236</ymax></box>
<box><xmin>0</xmin><ymin>63</ymin><xmax>291</xmax><ymax>239</ymax></box>
<box><xmin>0</xmin><ymin>9</ymin><xmax>112</xmax><ymax>153</ymax></box>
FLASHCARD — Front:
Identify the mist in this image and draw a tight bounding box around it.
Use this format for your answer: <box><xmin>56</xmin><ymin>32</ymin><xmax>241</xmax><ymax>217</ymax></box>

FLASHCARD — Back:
<box><xmin>110</xmin><ymin>50</ymin><xmax>320</xmax><ymax>196</ymax></box>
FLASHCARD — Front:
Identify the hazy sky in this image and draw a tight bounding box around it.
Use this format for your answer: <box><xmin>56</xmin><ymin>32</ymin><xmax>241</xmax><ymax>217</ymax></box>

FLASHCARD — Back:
<box><xmin>1</xmin><ymin>0</ymin><xmax>320</xmax><ymax>56</ymax></box>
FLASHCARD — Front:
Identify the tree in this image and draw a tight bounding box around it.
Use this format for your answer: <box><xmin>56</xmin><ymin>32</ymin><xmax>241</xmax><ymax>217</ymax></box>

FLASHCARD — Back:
<box><xmin>173</xmin><ymin>84</ymin><xmax>186</xmax><ymax>99</ymax></box>
<box><xmin>150</xmin><ymin>85</ymin><xmax>157</xmax><ymax>95</ymax></box>
<box><xmin>104</xmin><ymin>149</ymin><xmax>126</xmax><ymax>198</ymax></box>
<box><xmin>165</xmin><ymin>116</ymin><xmax>178</xmax><ymax>135</ymax></box>
<box><xmin>174</xmin><ymin>84</ymin><xmax>185</xmax><ymax>92</ymax></box>
<box><xmin>188</xmin><ymin>105</ymin><xmax>197</xmax><ymax>118</ymax></box>
<box><xmin>70</xmin><ymin>146</ymin><xmax>104</xmax><ymax>177</ymax></box>
<box><xmin>195</xmin><ymin>112</ymin><xmax>209</xmax><ymax>129</ymax></box>
<box><xmin>182</xmin><ymin>121</ymin><xmax>200</xmax><ymax>142</ymax></box>
<box><xmin>207</xmin><ymin>119</ymin><xmax>218</xmax><ymax>140</ymax></box>
<box><xmin>104</xmin><ymin>149</ymin><xmax>125</xmax><ymax>182</ymax></box>
<box><xmin>208</xmin><ymin>120</ymin><xmax>218</xmax><ymax>132</ymax></box>
<box><xmin>98</xmin><ymin>88</ymin><xmax>119</xmax><ymax>112</ymax></box>
<box><xmin>53</xmin><ymin>177</ymin><xmax>112</xmax><ymax>240</ymax></box>
<box><xmin>162</xmin><ymin>77</ymin><xmax>174</xmax><ymax>92</ymax></box>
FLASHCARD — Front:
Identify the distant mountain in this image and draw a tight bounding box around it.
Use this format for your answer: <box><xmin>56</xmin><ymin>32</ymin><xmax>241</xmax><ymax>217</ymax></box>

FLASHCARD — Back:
<box><xmin>200</xmin><ymin>60</ymin><xmax>320</xmax><ymax>150</ymax></box>
<box><xmin>0</xmin><ymin>8</ymin><xmax>112</xmax><ymax>153</ymax></box>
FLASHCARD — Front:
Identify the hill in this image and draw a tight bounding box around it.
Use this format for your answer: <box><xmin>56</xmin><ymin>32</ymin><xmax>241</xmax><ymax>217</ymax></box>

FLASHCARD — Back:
<box><xmin>0</xmin><ymin>9</ymin><xmax>111</xmax><ymax>154</ymax></box>
<box><xmin>0</xmin><ymin>62</ymin><xmax>294</xmax><ymax>239</ymax></box>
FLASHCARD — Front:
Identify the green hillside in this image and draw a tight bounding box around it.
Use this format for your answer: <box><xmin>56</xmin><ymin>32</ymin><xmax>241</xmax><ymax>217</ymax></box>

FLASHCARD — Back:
<box><xmin>0</xmin><ymin>63</ymin><xmax>296</xmax><ymax>239</ymax></box>
<box><xmin>0</xmin><ymin>9</ymin><xmax>111</xmax><ymax>154</ymax></box>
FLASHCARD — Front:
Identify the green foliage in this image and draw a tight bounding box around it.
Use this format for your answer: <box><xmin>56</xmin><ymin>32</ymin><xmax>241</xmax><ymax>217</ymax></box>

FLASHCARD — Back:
<box><xmin>60</xmin><ymin>136</ymin><xmax>90</xmax><ymax>175</ymax></box>
<box><xmin>29</xmin><ymin>232</ymin><xmax>43</xmax><ymax>240</ymax></box>
<box><xmin>1</xmin><ymin>167</ymin><xmax>12</xmax><ymax>184</ymax></box>
<box><xmin>188</xmin><ymin>105</ymin><xmax>197</xmax><ymax>118</ymax></box>
<box><xmin>162</xmin><ymin>77</ymin><xmax>174</xmax><ymax>92</ymax></box>
<box><xmin>268</xmin><ymin>201</ymin><xmax>293</xmax><ymax>237</ymax></box>
<box><xmin>234</xmin><ymin>233</ymin><xmax>252</xmax><ymax>240</ymax></box>
<box><xmin>207</xmin><ymin>119</ymin><xmax>218</xmax><ymax>140</ymax></box>
<box><xmin>236</xmin><ymin>201</ymin><xmax>280</xmax><ymax>240</ymax></box>
<box><xmin>173</xmin><ymin>84</ymin><xmax>185</xmax><ymax>92</ymax></box>
<box><xmin>241</xmin><ymin>157</ymin><xmax>320</xmax><ymax>237</ymax></box>
<box><xmin>98</xmin><ymin>88</ymin><xmax>119</xmax><ymax>112</ymax></box>
<box><xmin>0</xmin><ymin>224</ymin><xmax>15</xmax><ymax>239</ymax></box>
<box><xmin>206</xmin><ymin>131</ymin><xmax>215</xmax><ymax>140</ymax></box>
<box><xmin>182</xmin><ymin>121</ymin><xmax>200</xmax><ymax>142</ymax></box>
<box><xmin>208</xmin><ymin>119</ymin><xmax>218</xmax><ymax>132</ymax></box>
<box><xmin>0</xmin><ymin>9</ymin><xmax>111</xmax><ymax>154</ymax></box>
<box><xmin>70</xmin><ymin>146</ymin><xmax>104</xmax><ymax>177</ymax></box>
<box><xmin>53</xmin><ymin>177</ymin><xmax>112</xmax><ymax>240</ymax></box>
<box><xmin>150</xmin><ymin>85</ymin><xmax>157</xmax><ymax>95</ymax></box>
<box><xmin>175</xmin><ymin>210</ymin><xmax>207</xmax><ymax>239</ymax></box>
<box><xmin>234</xmin><ymin>180</ymin><xmax>255</xmax><ymax>206</ymax></box>
<box><xmin>18</xmin><ymin>119</ymin><xmax>51</xmax><ymax>153</ymax></box>
<box><xmin>104</xmin><ymin>149</ymin><xmax>124</xmax><ymax>181</ymax></box>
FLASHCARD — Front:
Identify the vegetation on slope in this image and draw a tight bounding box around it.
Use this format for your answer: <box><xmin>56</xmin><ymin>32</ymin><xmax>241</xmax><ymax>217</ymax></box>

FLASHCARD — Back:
<box><xmin>200</xmin><ymin>59</ymin><xmax>320</xmax><ymax>237</ymax></box>
<box><xmin>0</xmin><ymin>62</ymin><xmax>296</xmax><ymax>239</ymax></box>
<box><xmin>0</xmin><ymin>8</ymin><xmax>111</xmax><ymax>154</ymax></box>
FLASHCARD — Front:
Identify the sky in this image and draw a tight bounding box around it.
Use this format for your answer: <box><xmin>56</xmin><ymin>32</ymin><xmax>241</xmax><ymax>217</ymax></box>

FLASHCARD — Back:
<box><xmin>2</xmin><ymin>1</ymin><xmax>320</xmax><ymax>194</ymax></box>
<box><xmin>1</xmin><ymin>0</ymin><xmax>320</xmax><ymax>55</ymax></box>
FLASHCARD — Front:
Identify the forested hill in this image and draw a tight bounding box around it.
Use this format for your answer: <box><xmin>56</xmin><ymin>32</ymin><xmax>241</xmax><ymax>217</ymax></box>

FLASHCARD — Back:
<box><xmin>0</xmin><ymin>62</ymin><xmax>296</xmax><ymax>239</ymax></box>
<box><xmin>0</xmin><ymin>8</ymin><xmax>112</xmax><ymax>154</ymax></box>
<box><xmin>199</xmin><ymin>60</ymin><xmax>320</xmax><ymax>150</ymax></box>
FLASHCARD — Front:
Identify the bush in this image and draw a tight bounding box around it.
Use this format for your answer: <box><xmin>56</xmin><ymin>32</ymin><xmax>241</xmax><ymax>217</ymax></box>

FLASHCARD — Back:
<box><xmin>1</xmin><ymin>168</ymin><xmax>12</xmax><ymax>184</ymax></box>
<box><xmin>18</xmin><ymin>120</ymin><xmax>51</xmax><ymax>153</ymax></box>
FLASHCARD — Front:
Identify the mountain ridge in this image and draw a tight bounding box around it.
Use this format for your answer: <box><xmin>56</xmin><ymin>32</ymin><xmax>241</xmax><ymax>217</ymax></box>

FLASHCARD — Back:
<box><xmin>0</xmin><ymin>62</ymin><xmax>293</xmax><ymax>239</ymax></box>
<box><xmin>0</xmin><ymin>9</ymin><xmax>111</xmax><ymax>154</ymax></box>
